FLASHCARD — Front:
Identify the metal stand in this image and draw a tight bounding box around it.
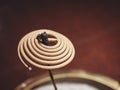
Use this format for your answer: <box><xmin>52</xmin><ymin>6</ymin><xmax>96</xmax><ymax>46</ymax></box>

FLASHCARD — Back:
<box><xmin>37</xmin><ymin>32</ymin><xmax>58</xmax><ymax>90</ymax></box>
<box><xmin>48</xmin><ymin>70</ymin><xmax>58</xmax><ymax>90</ymax></box>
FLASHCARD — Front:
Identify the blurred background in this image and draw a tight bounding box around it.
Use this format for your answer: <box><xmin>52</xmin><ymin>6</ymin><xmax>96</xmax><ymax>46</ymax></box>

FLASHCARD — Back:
<box><xmin>0</xmin><ymin>1</ymin><xmax>120</xmax><ymax>90</ymax></box>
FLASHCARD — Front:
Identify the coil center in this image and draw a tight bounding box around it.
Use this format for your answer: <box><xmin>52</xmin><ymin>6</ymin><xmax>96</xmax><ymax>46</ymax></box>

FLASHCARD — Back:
<box><xmin>47</xmin><ymin>35</ymin><xmax>57</xmax><ymax>46</ymax></box>
<box><xmin>37</xmin><ymin>32</ymin><xmax>57</xmax><ymax>46</ymax></box>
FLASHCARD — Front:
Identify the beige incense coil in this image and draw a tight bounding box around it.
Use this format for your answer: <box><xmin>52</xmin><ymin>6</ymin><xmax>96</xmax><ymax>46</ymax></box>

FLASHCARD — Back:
<box><xmin>17</xmin><ymin>29</ymin><xmax>75</xmax><ymax>70</ymax></box>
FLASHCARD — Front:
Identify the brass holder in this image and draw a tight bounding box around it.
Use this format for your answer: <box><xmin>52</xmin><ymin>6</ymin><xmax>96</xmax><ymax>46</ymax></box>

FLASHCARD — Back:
<box><xmin>15</xmin><ymin>70</ymin><xmax>120</xmax><ymax>90</ymax></box>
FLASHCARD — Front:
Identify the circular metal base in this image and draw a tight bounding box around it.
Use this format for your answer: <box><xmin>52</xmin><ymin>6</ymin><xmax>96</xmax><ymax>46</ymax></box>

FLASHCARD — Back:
<box><xmin>15</xmin><ymin>70</ymin><xmax>120</xmax><ymax>90</ymax></box>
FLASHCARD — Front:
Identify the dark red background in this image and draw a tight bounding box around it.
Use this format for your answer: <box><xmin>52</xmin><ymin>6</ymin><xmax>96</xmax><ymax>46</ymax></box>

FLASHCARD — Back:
<box><xmin>0</xmin><ymin>1</ymin><xmax>120</xmax><ymax>90</ymax></box>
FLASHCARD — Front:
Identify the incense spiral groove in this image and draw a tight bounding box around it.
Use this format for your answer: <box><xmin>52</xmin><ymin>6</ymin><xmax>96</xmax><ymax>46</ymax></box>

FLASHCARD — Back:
<box><xmin>17</xmin><ymin>29</ymin><xmax>75</xmax><ymax>70</ymax></box>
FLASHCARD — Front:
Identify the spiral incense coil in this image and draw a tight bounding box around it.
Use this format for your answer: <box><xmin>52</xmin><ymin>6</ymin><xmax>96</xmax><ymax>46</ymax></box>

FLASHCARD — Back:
<box><xmin>17</xmin><ymin>29</ymin><xmax>75</xmax><ymax>70</ymax></box>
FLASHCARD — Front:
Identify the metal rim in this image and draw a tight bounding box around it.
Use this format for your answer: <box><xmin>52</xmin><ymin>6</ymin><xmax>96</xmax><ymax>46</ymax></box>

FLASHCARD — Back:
<box><xmin>15</xmin><ymin>70</ymin><xmax>120</xmax><ymax>90</ymax></box>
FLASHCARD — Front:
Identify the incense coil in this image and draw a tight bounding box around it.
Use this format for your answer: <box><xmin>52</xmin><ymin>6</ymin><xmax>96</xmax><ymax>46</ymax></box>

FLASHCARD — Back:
<box><xmin>17</xmin><ymin>29</ymin><xmax>75</xmax><ymax>70</ymax></box>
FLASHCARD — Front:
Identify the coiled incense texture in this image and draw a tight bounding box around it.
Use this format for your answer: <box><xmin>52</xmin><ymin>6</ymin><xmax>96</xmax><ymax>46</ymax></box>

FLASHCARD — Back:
<box><xmin>17</xmin><ymin>29</ymin><xmax>75</xmax><ymax>70</ymax></box>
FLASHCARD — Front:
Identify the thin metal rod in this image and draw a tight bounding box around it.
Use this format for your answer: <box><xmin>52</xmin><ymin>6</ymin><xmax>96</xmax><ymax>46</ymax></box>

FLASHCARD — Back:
<box><xmin>48</xmin><ymin>70</ymin><xmax>57</xmax><ymax>90</ymax></box>
<box><xmin>37</xmin><ymin>32</ymin><xmax>57</xmax><ymax>90</ymax></box>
